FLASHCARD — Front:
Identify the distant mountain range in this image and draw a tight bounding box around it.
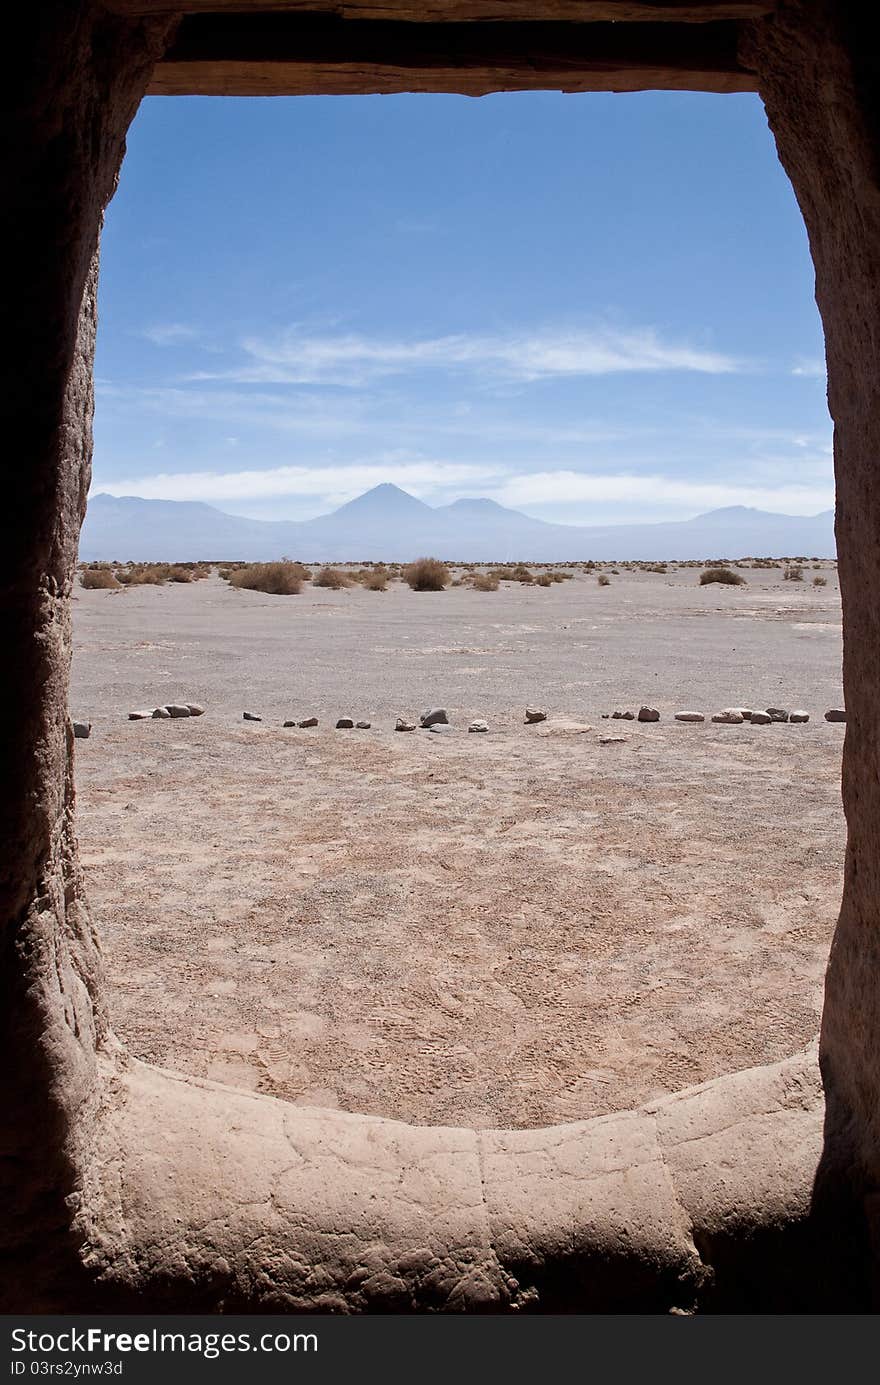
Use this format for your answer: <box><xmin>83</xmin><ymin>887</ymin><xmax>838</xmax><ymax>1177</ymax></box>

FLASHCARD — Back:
<box><xmin>80</xmin><ymin>484</ymin><xmax>836</xmax><ymax>563</ymax></box>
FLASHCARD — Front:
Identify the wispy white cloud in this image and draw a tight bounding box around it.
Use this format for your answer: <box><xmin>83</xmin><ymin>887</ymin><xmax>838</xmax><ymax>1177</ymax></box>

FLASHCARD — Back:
<box><xmin>92</xmin><ymin>460</ymin><xmax>834</xmax><ymax>519</ymax></box>
<box><xmin>189</xmin><ymin>324</ymin><xmax>744</xmax><ymax>388</ymax></box>
<box><xmin>791</xmin><ymin>356</ymin><xmax>826</xmax><ymax>379</ymax></box>
<box><xmin>490</xmin><ymin>470</ymin><xmax>834</xmax><ymax>517</ymax></box>
<box><xmin>93</xmin><ymin>459</ymin><xmax>503</xmax><ymax>507</ymax></box>
<box><xmin>139</xmin><ymin>323</ymin><xmax>202</xmax><ymax>347</ymax></box>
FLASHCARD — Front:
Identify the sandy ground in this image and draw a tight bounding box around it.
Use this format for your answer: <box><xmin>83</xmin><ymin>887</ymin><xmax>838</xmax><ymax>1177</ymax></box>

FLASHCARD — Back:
<box><xmin>70</xmin><ymin>564</ymin><xmax>846</xmax><ymax>1129</ymax></box>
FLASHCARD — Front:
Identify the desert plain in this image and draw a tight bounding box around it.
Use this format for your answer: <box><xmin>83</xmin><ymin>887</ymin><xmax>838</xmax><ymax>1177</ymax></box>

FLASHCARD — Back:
<box><xmin>70</xmin><ymin>561</ymin><xmax>845</xmax><ymax>1130</ymax></box>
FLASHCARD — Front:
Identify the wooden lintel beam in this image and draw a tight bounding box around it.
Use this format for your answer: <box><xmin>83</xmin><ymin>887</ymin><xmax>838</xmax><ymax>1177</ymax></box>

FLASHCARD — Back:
<box><xmin>109</xmin><ymin>1</ymin><xmax>776</xmax><ymax>22</ymax></box>
<box><xmin>149</xmin><ymin>15</ymin><xmax>757</xmax><ymax>96</ymax></box>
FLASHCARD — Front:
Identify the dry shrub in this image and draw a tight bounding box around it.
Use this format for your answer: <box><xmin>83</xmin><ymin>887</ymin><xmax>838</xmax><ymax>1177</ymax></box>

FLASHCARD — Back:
<box><xmin>472</xmin><ymin>572</ymin><xmax>499</xmax><ymax>591</ymax></box>
<box><xmin>80</xmin><ymin>566</ymin><xmax>120</xmax><ymax>590</ymax></box>
<box><xmin>510</xmin><ymin>564</ymin><xmax>534</xmax><ymax>583</ymax></box>
<box><xmin>700</xmin><ymin>566</ymin><xmax>746</xmax><ymax>586</ymax></box>
<box><xmin>784</xmin><ymin>565</ymin><xmax>804</xmax><ymax>581</ymax></box>
<box><xmin>313</xmin><ymin>566</ymin><xmax>349</xmax><ymax>590</ymax></box>
<box><xmin>121</xmin><ymin>563</ymin><xmax>172</xmax><ymax>585</ymax></box>
<box><xmin>229</xmin><ymin>560</ymin><xmax>304</xmax><ymax>595</ymax></box>
<box><xmin>536</xmin><ymin>572</ymin><xmax>553</xmax><ymax>587</ymax></box>
<box><xmin>364</xmin><ymin>570</ymin><xmax>388</xmax><ymax>591</ymax></box>
<box><xmin>813</xmin><ymin>574</ymin><xmax>828</xmax><ymax>586</ymax></box>
<box><xmin>403</xmin><ymin>557</ymin><xmax>449</xmax><ymax>591</ymax></box>
<box><xmin>597</xmin><ymin>573</ymin><xmax>611</xmax><ymax>586</ymax></box>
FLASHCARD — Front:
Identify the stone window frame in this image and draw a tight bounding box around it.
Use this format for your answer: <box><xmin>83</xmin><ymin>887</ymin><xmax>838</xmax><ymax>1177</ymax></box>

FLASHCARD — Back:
<box><xmin>3</xmin><ymin>0</ymin><xmax>876</xmax><ymax>1311</ymax></box>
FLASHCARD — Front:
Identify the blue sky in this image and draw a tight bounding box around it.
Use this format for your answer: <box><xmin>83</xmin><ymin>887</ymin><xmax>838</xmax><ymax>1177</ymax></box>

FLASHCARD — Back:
<box><xmin>93</xmin><ymin>89</ymin><xmax>832</xmax><ymax>526</ymax></box>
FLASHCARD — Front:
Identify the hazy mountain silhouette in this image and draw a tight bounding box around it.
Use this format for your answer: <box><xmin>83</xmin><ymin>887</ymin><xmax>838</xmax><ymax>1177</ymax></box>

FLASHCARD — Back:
<box><xmin>80</xmin><ymin>484</ymin><xmax>835</xmax><ymax>562</ymax></box>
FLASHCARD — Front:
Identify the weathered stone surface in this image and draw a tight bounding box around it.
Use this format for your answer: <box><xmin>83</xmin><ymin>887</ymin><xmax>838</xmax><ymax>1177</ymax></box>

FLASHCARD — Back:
<box><xmin>282</xmin><ymin>720</ymin><xmax>297</xmax><ymax>728</ymax></box>
<box><xmin>6</xmin><ymin>0</ymin><xmax>880</xmax><ymax>1318</ymax></box>
<box><xmin>185</xmin><ymin>703</ymin><xmax>205</xmax><ymax>716</ymax></box>
<box><xmin>712</xmin><ymin>709</ymin><xmax>745</xmax><ymax>724</ymax></box>
<box><xmin>790</xmin><ymin>710</ymin><xmax>810</xmax><ymax>723</ymax></box>
<box><xmin>744</xmin><ymin>1</ymin><xmax>880</xmax><ymax>1253</ymax></box>
<box><xmin>637</xmin><ymin>706</ymin><xmax>660</xmax><ymax>722</ymax></box>
<box><xmin>151</xmin><ymin>707</ymin><xmax>171</xmax><ymax>719</ymax></box>
<box><xmin>420</xmin><ymin>707</ymin><xmax>449</xmax><ymax>727</ymax></box>
<box><xmin>750</xmin><ymin>710</ymin><xmax>773</xmax><ymax>724</ymax></box>
<box><xmin>824</xmin><ymin>709</ymin><xmax>846</xmax><ymax>723</ymax></box>
<box><xmin>766</xmin><ymin>707</ymin><xmax>789</xmax><ymax>722</ymax></box>
<box><xmin>356</xmin><ymin>720</ymin><xmax>371</xmax><ymax>729</ymax></box>
<box><xmin>298</xmin><ymin>716</ymin><xmax>318</xmax><ymax>728</ymax></box>
<box><xmin>675</xmin><ymin>711</ymin><xmax>705</xmax><ymax>722</ymax></box>
<box><xmin>525</xmin><ymin>708</ymin><xmax>548</xmax><ymax>723</ymax></box>
<box><xmin>165</xmin><ymin>704</ymin><xmax>191</xmax><ymax>718</ymax></box>
<box><xmin>599</xmin><ymin>735</ymin><xmax>627</xmax><ymax>744</ymax></box>
<box><xmin>148</xmin><ymin>12</ymin><xmax>759</xmax><ymax>99</ymax></box>
<box><xmin>72</xmin><ymin>721</ymin><xmax>91</xmax><ymax>739</ymax></box>
<box><xmin>428</xmin><ymin>722</ymin><xmax>454</xmax><ymax>734</ymax></box>
<box><xmin>612</xmin><ymin>710</ymin><xmax>636</xmax><ymax>720</ymax></box>
<box><xmin>336</xmin><ymin>717</ymin><xmax>354</xmax><ymax>729</ymax></box>
<box><xmin>468</xmin><ymin>720</ymin><xmax>489</xmax><ymax>733</ymax></box>
<box><xmin>395</xmin><ymin>718</ymin><xmax>416</xmax><ymax>732</ymax></box>
<box><xmin>128</xmin><ymin>710</ymin><xmax>153</xmax><ymax>720</ymax></box>
<box><xmin>242</xmin><ymin>711</ymin><xmax>262</xmax><ymax>722</ymax></box>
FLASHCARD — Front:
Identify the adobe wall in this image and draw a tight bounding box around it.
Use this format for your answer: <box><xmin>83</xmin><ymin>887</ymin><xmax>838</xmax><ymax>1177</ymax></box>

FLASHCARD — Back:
<box><xmin>1</xmin><ymin>0</ymin><xmax>877</xmax><ymax>1311</ymax></box>
<box><xmin>744</xmin><ymin>0</ymin><xmax>880</xmax><ymax>1253</ymax></box>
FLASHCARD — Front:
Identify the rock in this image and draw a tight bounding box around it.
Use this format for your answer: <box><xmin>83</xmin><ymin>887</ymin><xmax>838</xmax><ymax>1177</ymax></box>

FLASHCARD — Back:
<box><xmin>637</xmin><ymin>707</ymin><xmax>660</xmax><ymax>722</ymax></box>
<box><xmin>766</xmin><ymin>707</ymin><xmax>789</xmax><ymax>722</ymax></box>
<box><xmin>525</xmin><ymin>708</ymin><xmax>547</xmax><ymax>723</ymax></box>
<box><xmin>733</xmin><ymin>708</ymin><xmax>755</xmax><ymax>720</ymax></box>
<box><xmin>356</xmin><ymin>720</ymin><xmax>371</xmax><ymax>729</ymax></box>
<box><xmin>128</xmin><ymin>710</ymin><xmax>153</xmax><ymax>720</ymax></box>
<box><xmin>601</xmin><ymin>713</ymin><xmax>610</xmax><ymax>719</ymax></box>
<box><xmin>712</xmin><ymin>709</ymin><xmax>745</xmax><ymax>724</ymax></box>
<box><xmin>750</xmin><ymin>711</ymin><xmax>773</xmax><ymax>724</ymax></box>
<box><xmin>599</xmin><ymin>735</ymin><xmax>627</xmax><ymax>745</ymax></box>
<box><xmin>166</xmin><ymin>703</ymin><xmax>192</xmax><ymax>718</ymax></box>
<box><xmin>152</xmin><ymin>707</ymin><xmax>171</xmax><ymax>719</ymax></box>
<box><xmin>72</xmin><ymin>720</ymin><xmax>91</xmax><ymax>739</ymax></box>
<box><xmin>790</xmin><ymin>710</ymin><xmax>810</xmax><ymax>723</ymax></box>
<box><xmin>283</xmin><ymin>721</ymin><xmax>297</xmax><ymax>728</ymax></box>
<box><xmin>825</xmin><ymin>709</ymin><xmax>846</xmax><ymax>722</ymax></box>
<box><xmin>428</xmin><ymin>723</ymin><xmax>454</xmax><ymax>734</ymax></box>
<box><xmin>420</xmin><ymin>707</ymin><xmax>449</xmax><ymax>727</ymax></box>
<box><xmin>395</xmin><ymin>718</ymin><xmax>416</xmax><ymax>732</ymax></box>
<box><xmin>298</xmin><ymin>717</ymin><xmax>318</xmax><ymax>728</ymax></box>
<box><xmin>186</xmin><ymin>703</ymin><xmax>205</xmax><ymax>717</ymax></box>
<box><xmin>674</xmin><ymin>712</ymin><xmax>705</xmax><ymax>723</ymax></box>
<box><xmin>612</xmin><ymin>710</ymin><xmax>635</xmax><ymax>721</ymax></box>
<box><xmin>336</xmin><ymin>717</ymin><xmax>354</xmax><ymax>729</ymax></box>
<box><xmin>243</xmin><ymin>711</ymin><xmax>262</xmax><ymax>722</ymax></box>
<box><xmin>468</xmin><ymin>720</ymin><xmax>489</xmax><ymax>733</ymax></box>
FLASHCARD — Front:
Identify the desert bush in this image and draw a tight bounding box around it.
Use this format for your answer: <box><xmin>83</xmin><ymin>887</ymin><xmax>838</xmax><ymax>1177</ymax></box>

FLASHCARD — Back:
<box><xmin>813</xmin><ymin>575</ymin><xmax>828</xmax><ymax>586</ymax></box>
<box><xmin>403</xmin><ymin>557</ymin><xmax>450</xmax><ymax>591</ymax></box>
<box><xmin>313</xmin><ymin>567</ymin><xmax>349</xmax><ymax>590</ymax></box>
<box><xmin>644</xmin><ymin>563</ymin><xmax>667</xmax><ymax>574</ymax></box>
<box><xmin>510</xmin><ymin>564</ymin><xmax>534</xmax><ymax>584</ymax></box>
<box><xmin>784</xmin><ymin>565</ymin><xmax>804</xmax><ymax>581</ymax></box>
<box><xmin>363</xmin><ymin>570</ymin><xmax>388</xmax><ymax>591</ymax></box>
<box><xmin>121</xmin><ymin>563</ymin><xmax>173</xmax><ymax>585</ymax></box>
<box><xmin>471</xmin><ymin>572</ymin><xmax>499</xmax><ymax>591</ymax></box>
<box><xmin>597</xmin><ymin>573</ymin><xmax>610</xmax><ymax>586</ymax></box>
<box><xmin>80</xmin><ymin>566</ymin><xmax>120</xmax><ymax>590</ymax></box>
<box><xmin>229</xmin><ymin>560</ymin><xmax>304</xmax><ymax>595</ymax></box>
<box><xmin>700</xmin><ymin>566</ymin><xmax>746</xmax><ymax>586</ymax></box>
<box><xmin>535</xmin><ymin>572</ymin><xmax>553</xmax><ymax>587</ymax></box>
